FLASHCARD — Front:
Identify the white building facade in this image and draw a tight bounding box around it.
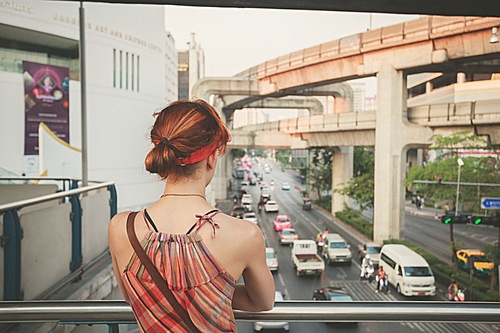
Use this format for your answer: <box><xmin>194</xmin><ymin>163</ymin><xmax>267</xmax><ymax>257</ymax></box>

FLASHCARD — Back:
<box><xmin>165</xmin><ymin>32</ymin><xmax>178</xmax><ymax>105</ymax></box>
<box><xmin>0</xmin><ymin>1</ymin><xmax>169</xmax><ymax>209</ymax></box>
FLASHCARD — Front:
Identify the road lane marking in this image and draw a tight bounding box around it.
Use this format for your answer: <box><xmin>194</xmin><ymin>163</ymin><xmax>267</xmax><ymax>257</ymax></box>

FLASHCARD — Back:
<box><xmin>336</xmin><ymin>267</ymin><xmax>347</xmax><ymax>279</ymax></box>
<box><xmin>309</xmin><ymin>221</ymin><xmax>321</xmax><ymax>233</ymax></box>
<box><xmin>278</xmin><ymin>272</ymin><xmax>286</xmax><ymax>288</ymax></box>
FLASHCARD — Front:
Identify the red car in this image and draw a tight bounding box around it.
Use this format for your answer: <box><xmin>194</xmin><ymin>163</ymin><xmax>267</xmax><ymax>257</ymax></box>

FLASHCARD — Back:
<box><xmin>273</xmin><ymin>215</ymin><xmax>292</xmax><ymax>231</ymax></box>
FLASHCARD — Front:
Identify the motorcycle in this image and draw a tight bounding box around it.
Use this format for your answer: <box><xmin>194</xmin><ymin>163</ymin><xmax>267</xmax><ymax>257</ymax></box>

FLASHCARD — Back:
<box><xmin>361</xmin><ymin>264</ymin><xmax>375</xmax><ymax>283</ymax></box>
<box><xmin>270</xmin><ymin>180</ymin><xmax>274</xmax><ymax>186</ymax></box>
<box><xmin>316</xmin><ymin>234</ymin><xmax>324</xmax><ymax>249</ymax></box>
<box><xmin>376</xmin><ymin>274</ymin><xmax>389</xmax><ymax>293</ymax></box>
<box><xmin>258</xmin><ymin>204</ymin><xmax>262</xmax><ymax>212</ymax></box>
<box><xmin>448</xmin><ymin>288</ymin><xmax>465</xmax><ymax>302</ymax></box>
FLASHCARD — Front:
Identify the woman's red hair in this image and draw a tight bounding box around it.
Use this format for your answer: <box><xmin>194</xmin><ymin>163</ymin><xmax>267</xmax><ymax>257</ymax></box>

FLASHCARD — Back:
<box><xmin>145</xmin><ymin>100</ymin><xmax>230</xmax><ymax>180</ymax></box>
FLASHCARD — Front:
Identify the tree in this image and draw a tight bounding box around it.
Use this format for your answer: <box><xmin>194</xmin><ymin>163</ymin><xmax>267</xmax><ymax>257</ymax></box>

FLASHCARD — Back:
<box><xmin>404</xmin><ymin>131</ymin><xmax>498</xmax><ymax>274</ymax></box>
<box><xmin>353</xmin><ymin>146</ymin><xmax>374</xmax><ymax>176</ymax></box>
<box><xmin>334</xmin><ymin>168</ymin><xmax>375</xmax><ymax>222</ymax></box>
<box><xmin>483</xmin><ymin>240</ymin><xmax>500</xmax><ymax>291</ymax></box>
<box><xmin>308</xmin><ymin>148</ymin><xmax>333</xmax><ymax>199</ymax></box>
<box><xmin>231</xmin><ymin>149</ymin><xmax>245</xmax><ymax>160</ymax></box>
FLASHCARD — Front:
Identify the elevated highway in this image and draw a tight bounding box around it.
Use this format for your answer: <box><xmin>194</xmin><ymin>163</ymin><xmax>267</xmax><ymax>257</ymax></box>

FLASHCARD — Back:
<box><xmin>192</xmin><ymin>15</ymin><xmax>500</xmax><ymax>242</ymax></box>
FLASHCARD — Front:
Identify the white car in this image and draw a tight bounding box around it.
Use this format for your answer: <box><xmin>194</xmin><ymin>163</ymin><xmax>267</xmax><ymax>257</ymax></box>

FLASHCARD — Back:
<box><xmin>280</xmin><ymin>228</ymin><xmax>299</xmax><ymax>244</ymax></box>
<box><xmin>266</xmin><ymin>247</ymin><xmax>279</xmax><ymax>271</ymax></box>
<box><xmin>259</xmin><ymin>182</ymin><xmax>269</xmax><ymax>189</ymax></box>
<box><xmin>243</xmin><ymin>212</ymin><xmax>258</xmax><ymax>224</ymax></box>
<box><xmin>253</xmin><ymin>291</ymin><xmax>289</xmax><ymax>331</ymax></box>
<box><xmin>281</xmin><ymin>182</ymin><xmax>290</xmax><ymax>190</ymax></box>
<box><xmin>264</xmin><ymin>200</ymin><xmax>279</xmax><ymax>213</ymax></box>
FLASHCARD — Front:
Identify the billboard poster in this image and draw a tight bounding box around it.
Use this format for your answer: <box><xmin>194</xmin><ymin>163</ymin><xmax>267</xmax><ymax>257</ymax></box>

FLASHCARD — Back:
<box><xmin>23</xmin><ymin>61</ymin><xmax>70</xmax><ymax>156</ymax></box>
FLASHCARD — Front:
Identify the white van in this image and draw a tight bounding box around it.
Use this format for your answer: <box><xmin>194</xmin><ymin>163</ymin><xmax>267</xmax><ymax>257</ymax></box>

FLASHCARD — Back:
<box><xmin>379</xmin><ymin>244</ymin><xmax>436</xmax><ymax>297</ymax></box>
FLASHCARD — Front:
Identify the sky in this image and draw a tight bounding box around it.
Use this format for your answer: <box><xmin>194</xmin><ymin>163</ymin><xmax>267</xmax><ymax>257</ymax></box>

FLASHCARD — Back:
<box><xmin>164</xmin><ymin>6</ymin><xmax>420</xmax><ymax>97</ymax></box>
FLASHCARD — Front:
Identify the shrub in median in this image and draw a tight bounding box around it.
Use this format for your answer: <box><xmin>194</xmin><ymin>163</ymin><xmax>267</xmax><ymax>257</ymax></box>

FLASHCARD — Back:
<box><xmin>335</xmin><ymin>209</ymin><xmax>373</xmax><ymax>239</ymax></box>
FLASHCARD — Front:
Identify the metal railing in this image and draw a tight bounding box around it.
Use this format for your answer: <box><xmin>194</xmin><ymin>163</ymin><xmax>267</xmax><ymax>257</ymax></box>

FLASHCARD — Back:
<box><xmin>1</xmin><ymin>300</ymin><xmax>500</xmax><ymax>332</ymax></box>
<box><xmin>0</xmin><ymin>180</ymin><xmax>117</xmax><ymax>301</ymax></box>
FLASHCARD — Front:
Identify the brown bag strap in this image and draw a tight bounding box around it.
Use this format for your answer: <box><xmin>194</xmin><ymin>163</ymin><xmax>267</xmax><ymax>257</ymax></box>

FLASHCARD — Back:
<box><xmin>126</xmin><ymin>212</ymin><xmax>199</xmax><ymax>333</ymax></box>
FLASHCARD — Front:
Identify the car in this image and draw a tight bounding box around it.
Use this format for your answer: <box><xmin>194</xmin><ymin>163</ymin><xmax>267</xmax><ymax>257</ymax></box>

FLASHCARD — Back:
<box><xmin>260</xmin><ymin>193</ymin><xmax>271</xmax><ymax>204</ymax></box>
<box><xmin>243</xmin><ymin>212</ymin><xmax>258</xmax><ymax>224</ymax></box>
<box><xmin>265</xmin><ymin>200</ymin><xmax>279</xmax><ymax>213</ymax></box>
<box><xmin>266</xmin><ymin>247</ymin><xmax>279</xmax><ymax>271</ymax></box>
<box><xmin>281</xmin><ymin>182</ymin><xmax>290</xmax><ymax>190</ymax></box>
<box><xmin>273</xmin><ymin>215</ymin><xmax>291</xmax><ymax>231</ymax></box>
<box><xmin>253</xmin><ymin>291</ymin><xmax>289</xmax><ymax>332</ymax></box>
<box><xmin>358</xmin><ymin>242</ymin><xmax>382</xmax><ymax>265</ymax></box>
<box><xmin>259</xmin><ymin>181</ymin><xmax>269</xmax><ymax>189</ymax></box>
<box><xmin>279</xmin><ymin>228</ymin><xmax>299</xmax><ymax>244</ymax></box>
<box><xmin>249</xmin><ymin>178</ymin><xmax>256</xmax><ymax>185</ymax></box>
<box><xmin>241</xmin><ymin>194</ymin><xmax>253</xmax><ymax>211</ymax></box>
<box><xmin>454</xmin><ymin>249</ymin><xmax>494</xmax><ymax>277</ymax></box>
<box><xmin>230</xmin><ymin>206</ymin><xmax>245</xmax><ymax>219</ymax></box>
<box><xmin>312</xmin><ymin>286</ymin><xmax>354</xmax><ymax>301</ymax></box>
<box><xmin>240</xmin><ymin>181</ymin><xmax>249</xmax><ymax>192</ymax></box>
<box><xmin>312</xmin><ymin>287</ymin><xmax>356</xmax><ymax>325</ymax></box>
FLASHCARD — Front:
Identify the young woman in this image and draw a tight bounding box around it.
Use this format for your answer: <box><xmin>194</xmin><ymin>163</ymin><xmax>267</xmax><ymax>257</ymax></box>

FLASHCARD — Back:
<box><xmin>108</xmin><ymin>100</ymin><xmax>275</xmax><ymax>332</ymax></box>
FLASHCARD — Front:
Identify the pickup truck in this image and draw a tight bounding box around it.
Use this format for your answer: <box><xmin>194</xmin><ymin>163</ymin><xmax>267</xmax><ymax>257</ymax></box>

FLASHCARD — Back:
<box><xmin>291</xmin><ymin>240</ymin><xmax>325</xmax><ymax>276</ymax></box>
<box><xmin>357</xmin><ymin>242</ymin><xmax>382</xmax><ymax>265</ymax></box>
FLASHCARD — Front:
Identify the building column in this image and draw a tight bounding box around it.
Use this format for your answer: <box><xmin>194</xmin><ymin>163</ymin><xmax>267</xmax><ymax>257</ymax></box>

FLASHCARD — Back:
<box><xmin>373</xmin><ymin>65</ymin><xmax>433</xmax><ymax>243</ymax></box>
<box><xmin>331</xmin><ymin>146</ymin><xmax>353</xmax><ymax>213</ymax></box>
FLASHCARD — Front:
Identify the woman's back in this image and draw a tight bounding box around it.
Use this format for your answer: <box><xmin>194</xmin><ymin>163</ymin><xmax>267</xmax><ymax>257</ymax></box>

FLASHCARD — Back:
<box><xmin>108</xmin><ymin>100</ymin><xmax>275</xmax><ymax>333</ymax></box>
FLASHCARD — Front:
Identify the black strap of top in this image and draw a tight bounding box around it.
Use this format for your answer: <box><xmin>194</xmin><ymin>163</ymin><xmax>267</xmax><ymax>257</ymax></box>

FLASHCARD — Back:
<box><xmin>143</xmin><ymin>209</ymin><xmax>159</xmax><ymax>232</ymax></box>
<box><xmin>145</xmin><ymin>208</ymin><xmax>220</xmax><ymax>235</ymax></box>
<box><xmin>186</xmin><ymin>209</ymin><xmax>220</xmax><ymax>234</ymax></box>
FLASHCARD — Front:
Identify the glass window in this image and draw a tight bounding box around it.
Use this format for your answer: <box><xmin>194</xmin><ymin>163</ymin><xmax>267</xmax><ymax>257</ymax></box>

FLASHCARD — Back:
<box><xmin>404</xmin><ymin>266</ymin><xmax>433</xmax><ymax>277</ymax></box>
<box><xmin>330</xmin><ymin>242</ymin><xmax>347</xmax><ymax>249</ymax></box>
<box><xmin>266</xmin><ymin>252</ymin><xmax>275</xmax><ymax>259</ymax></box>
<box><xmin>367</xmin><ymin>246</ymin><xmax>381</xmax><ymax>254</ymax></box>
<box><xmin>137</xmin><ymin>55</ymin><xmax>139</xmax><ymax>92</ymax></box>
<box><xmin>113</xmin><ymin>49</ymin><xmax>116</xmax><ymax>87</ymax></box>
<box><xmin>131</xmin><ymin>54</ymin><xmax>134</xmax><ymax>91</ymax></box>
<box><xmin>125</xmin><ymin>52</ymin><xmax>128</xmax><ymax>90</ymax></box>
<box><xmin>119</xmin><ymin>50</ymin><xmax>122</xmax><ymax>89</ymax></box>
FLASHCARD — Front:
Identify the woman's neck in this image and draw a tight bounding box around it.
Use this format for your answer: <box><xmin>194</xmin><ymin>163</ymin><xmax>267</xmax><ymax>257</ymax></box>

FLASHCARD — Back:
<box><xmin>163</xmin><ymin>176</ymin><xmax>206</xmax><ymax>197</ymax></box>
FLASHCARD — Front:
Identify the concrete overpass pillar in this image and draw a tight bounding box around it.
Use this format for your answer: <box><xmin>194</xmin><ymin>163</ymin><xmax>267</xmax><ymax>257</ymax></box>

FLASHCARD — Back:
<box><xmin>331</xmin><ymin>146</ymin><xmax>353</xmax><ymax>213</ymax></box>
<box><xmin>373</xmin><ymin>65</ymin><xmax>433</xmax><ymax>243</ymax></box>
<box><xmin>206</xmin><ymin>97</ymin><xmax>228</xmax><ymax>204</ymax></box>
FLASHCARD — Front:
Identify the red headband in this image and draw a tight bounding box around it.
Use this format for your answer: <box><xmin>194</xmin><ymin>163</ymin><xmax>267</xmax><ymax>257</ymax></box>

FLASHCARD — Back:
<box><xmin>175</xmin><ymin>132</ymin><xmax>231</xmax><ymax>166</ymax></box>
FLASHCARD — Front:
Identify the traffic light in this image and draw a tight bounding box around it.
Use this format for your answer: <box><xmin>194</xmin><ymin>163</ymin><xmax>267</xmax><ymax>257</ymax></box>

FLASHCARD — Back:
<box><xmin>470</xmin><ymin>213</ymin><xmax>500</xmax><ymax>227</ymax></box>
<box><xmin>440</xmin><ymin>213</ymin><xmax>469</xmax><ymax>224</ymax></box>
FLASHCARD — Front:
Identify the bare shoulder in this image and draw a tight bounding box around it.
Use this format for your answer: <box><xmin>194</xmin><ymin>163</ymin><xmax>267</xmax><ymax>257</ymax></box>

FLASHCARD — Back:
<box><xmin>216</xmin><ymin>213</ymin><xmax>265</xmax><ymax>247</ymax></box>
<box><xmin>108</xmin><ymin>211</ymin><xmax>133</xmax><ymax>248</ymax></box>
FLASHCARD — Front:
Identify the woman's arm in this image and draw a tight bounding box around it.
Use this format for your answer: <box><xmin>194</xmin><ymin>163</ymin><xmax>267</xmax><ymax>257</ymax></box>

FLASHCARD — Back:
<box><xmin>232</xmin><ymin>225</ymin><xmax>275</xmax><ymax>312</ymax></box>
<box><xmin>108</xmin><ymin>212</ymin><xmax>131</xmax><ymax>304</ymax></box>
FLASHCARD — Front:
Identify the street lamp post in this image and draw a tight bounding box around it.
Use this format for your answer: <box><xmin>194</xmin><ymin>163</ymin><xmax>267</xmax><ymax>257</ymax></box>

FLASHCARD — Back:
<box><xmin>455</xmin><ymin>158</ymin><xmax>464</xmax><ymax>216</ymax></box>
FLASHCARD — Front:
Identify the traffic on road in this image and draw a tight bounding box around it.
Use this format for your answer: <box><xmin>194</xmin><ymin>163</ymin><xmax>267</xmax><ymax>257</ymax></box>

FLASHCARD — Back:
<box><xmin>226</xmin><ymin>156</ymin><xmax>496</xmax><ymax>333</ymax></box>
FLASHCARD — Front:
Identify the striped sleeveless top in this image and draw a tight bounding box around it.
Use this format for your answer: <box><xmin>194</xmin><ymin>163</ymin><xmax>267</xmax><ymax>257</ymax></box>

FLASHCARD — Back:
<box><xmin>121</xmin><ymin>210</ymin><xmax>237</xmax><ymax>333</ymax></box>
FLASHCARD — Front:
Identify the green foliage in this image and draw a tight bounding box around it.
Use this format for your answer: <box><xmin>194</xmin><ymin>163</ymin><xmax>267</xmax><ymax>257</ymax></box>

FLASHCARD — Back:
<box><xmin>275</xmin><ymin>149</ymin><xmax>291</xmax><ymax>168</ymax></box>
<box><xmin>384</xmin><ymin>239</ymin><xmax>500</xmax><ymax>301</ymax></box>
<box><xmin>335</xmin><ymin>207</ymin><xmax>373</xmax><ymax>239</ymax></box>
<box><xmin>308</xmin><ymin>148</ymin><xmax>334</xmax><ymax>199</ymax></box>
<box><xmin>353</xmin><ymin>146</ymin><xmax>374</xmax><ymax>176</ymax></box>
<box><xmin>334</xmin><ymin>168</ymin><xmax>374</xmax><ymax>213</ymax></box>
<box><xmin>314</xmin><ymin>195</ymin><xmax>331</xmax><ymax>212</ymax></box>
<box><xmin>232</xmin><ymin>149</ymin><xmax>246</xmax><ymax>160</ymax></box>
<box><xmin>405</xmin><ymin>131</ymin><xmax>499</xmax><ymax>214</ymax></box>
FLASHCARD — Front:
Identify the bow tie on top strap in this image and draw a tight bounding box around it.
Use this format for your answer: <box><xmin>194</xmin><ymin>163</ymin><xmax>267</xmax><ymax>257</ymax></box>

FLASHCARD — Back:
<box><xmin>195</xmin><ymin>210</ymin><xmax>221</xmax><ymax>238</ymax></box>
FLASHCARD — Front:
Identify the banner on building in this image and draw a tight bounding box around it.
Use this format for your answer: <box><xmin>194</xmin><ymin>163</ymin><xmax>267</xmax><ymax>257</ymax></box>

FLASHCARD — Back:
<box><xmin>23</xmin><ymin>61</ymin><xmax>70</xmax><ymax>156</ymax></box>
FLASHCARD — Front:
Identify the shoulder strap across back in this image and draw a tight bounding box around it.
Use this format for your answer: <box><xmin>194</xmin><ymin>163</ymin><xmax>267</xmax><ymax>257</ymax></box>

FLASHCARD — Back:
<box><xmin>126</xmin><ymin>212</ymin><xmax>199</xmax><ymax>333</ymax></box>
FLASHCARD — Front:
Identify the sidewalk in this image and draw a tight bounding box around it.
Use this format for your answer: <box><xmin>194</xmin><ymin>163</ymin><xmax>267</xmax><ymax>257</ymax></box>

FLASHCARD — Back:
<box><xmin>405</xmin><ymin>200</ymin><xmax>443</xmax><ymax>220</ymax></box>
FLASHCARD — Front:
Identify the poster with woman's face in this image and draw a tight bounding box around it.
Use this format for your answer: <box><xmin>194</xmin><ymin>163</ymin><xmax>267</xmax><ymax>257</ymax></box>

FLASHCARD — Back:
<box><xmin>22</xmin><ymin>61</ymin><xmax>69</xmax><ymax>155</ymax></box>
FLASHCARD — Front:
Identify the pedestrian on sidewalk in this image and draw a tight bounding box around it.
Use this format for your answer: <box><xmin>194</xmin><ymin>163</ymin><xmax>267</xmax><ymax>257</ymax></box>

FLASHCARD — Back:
<box><xmin>416</xmin><ymin>195</ymin><xmax>421</xmax><ymax>209</ymax></box>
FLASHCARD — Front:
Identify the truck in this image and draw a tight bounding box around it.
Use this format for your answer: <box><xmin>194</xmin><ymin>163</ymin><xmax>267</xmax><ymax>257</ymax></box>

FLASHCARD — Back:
<box><xmin>291</xmin><ymin>240</ymin><xmax>325</xmax><ymax>276</ymax></box>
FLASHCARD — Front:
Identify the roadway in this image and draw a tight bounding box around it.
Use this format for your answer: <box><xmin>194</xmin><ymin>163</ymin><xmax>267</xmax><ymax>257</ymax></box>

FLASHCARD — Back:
<box><xmin>231</xmin><ymin>158</ymin><xmax>496</xmax><ymax>333</ymax></box>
